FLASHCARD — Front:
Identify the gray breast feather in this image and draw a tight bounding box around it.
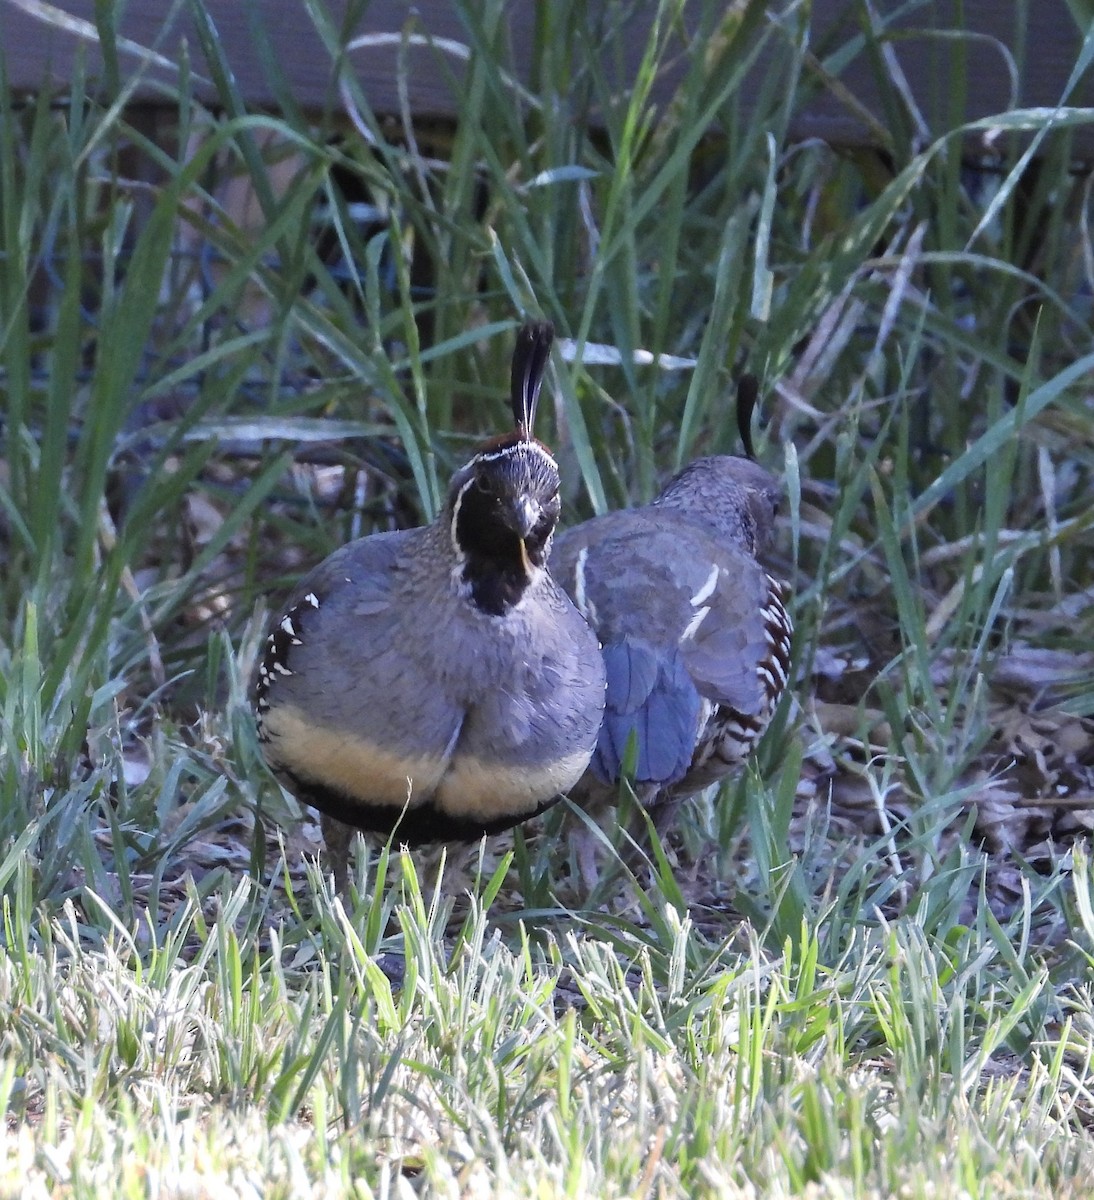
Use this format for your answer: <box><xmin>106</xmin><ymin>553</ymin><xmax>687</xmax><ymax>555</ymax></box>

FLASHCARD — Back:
<box><xmin>270</xmin><ymin>530</ymin><xmax>466</xmax><ymax>764</ymax></box>
<box><xmin>456</xmin><ymin>590</ymin><xmax>605</xmax><ymax>771</ymax></box>
<box><xmin>270</xmin><ymin>527</ymin><xmax>604</xmax><ymax>778</ymax></box>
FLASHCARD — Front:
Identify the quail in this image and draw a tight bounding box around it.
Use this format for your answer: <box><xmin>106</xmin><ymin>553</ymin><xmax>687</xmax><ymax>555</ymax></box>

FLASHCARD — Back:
<box><xmin>549</xmin><ymin>378</ymin><xmax>792</xmax><ymax>878</ymax></box>
<box><xmin>254</xmin><ymin>322</ymin><xmax>607</xmax><ymax>887</ymax></box>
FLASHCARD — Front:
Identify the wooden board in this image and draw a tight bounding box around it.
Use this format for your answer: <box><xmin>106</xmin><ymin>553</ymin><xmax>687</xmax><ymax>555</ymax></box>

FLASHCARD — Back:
<box><xmin>4</xmin><ymin>0</ymin><xmax>1092</xmax><ymax>151</ymax></box>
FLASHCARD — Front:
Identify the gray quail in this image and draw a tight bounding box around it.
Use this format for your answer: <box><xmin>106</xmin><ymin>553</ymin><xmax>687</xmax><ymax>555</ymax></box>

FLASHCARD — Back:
<box><xmin>549</xmin><ymin>380</ymin><xmax>792</xmax><ymax>878</ymax></box>
<box><xmin>254</xmin><ymin>322</ymin><xmax>607</xmax><ymax>887</ymax></box>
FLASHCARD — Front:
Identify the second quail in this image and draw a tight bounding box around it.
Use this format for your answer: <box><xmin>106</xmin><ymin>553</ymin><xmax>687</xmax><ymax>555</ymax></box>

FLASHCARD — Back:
<box><xmin>550</xmin><ymin>386</ymin><xmax>792</xmax><ymax>877</ymax></box>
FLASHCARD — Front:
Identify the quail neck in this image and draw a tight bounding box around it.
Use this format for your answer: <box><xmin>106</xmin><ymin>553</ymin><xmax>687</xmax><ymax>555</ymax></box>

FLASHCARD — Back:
<box><xmin>447</xmin><ymin>434</ymin><xmax>562</xmax><ymax>617</ymax></box>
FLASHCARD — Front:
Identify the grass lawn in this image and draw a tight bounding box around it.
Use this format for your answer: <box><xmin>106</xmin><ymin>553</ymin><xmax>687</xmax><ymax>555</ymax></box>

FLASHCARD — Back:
<box><xmin>3</xmin><ymin>0</ymin><xmax>1094</xmax><ymax>1194</ymax></box>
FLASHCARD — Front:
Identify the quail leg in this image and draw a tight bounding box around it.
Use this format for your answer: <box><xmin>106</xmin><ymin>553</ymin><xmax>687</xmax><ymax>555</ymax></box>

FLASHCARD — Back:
<box><xmin>319</xmin><ymin>811</ymin><xmax>355</xmax><ymax>895</ymax></box>
<box><xmin>571</xmin><ymin>781</ymin><xmax>670</xmax><ymax>892</ymax></box>
<box><xmin>574</xmin><ymin>825</ymin><xmax>603</xmax><ymax>891</ymax></box>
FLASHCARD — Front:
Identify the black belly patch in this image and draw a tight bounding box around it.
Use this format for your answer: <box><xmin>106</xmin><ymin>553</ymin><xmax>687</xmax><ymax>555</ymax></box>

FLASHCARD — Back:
<box><xmin>279</xmin><ymin>769</ymin><xmax>560</xmax><ymax>845</ymax></box>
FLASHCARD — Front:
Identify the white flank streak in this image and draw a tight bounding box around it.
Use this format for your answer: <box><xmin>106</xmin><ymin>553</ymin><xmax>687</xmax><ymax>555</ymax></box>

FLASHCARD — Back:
<box><xmin>556</xmin><ymin>338</ymin><xmax>698</xmax><ymax>371</ymax></box>
<box><xmin>304</xmin><ymin>593</ymin><xmax>320</xmax><ymax>608</ymax></box>
<box><xmin>573</xmin><ymin>547</ymin><xmax>590</xmax><ymax>616</ymax></box>
<box><xmin>690</xmin><ymin>564</ymin><xmax>720</xmax><ymax>608</ymax></box>
<box><xmin>681</xmin><ymin>606</ymin><xmax>709</xmax><ymax>641</ymax></box>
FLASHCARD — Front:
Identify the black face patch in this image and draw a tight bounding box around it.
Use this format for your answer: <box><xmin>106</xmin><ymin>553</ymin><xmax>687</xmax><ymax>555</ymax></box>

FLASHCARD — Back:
<box><xmin>449</xmin><ymin>440</ymin><xmax>561</xmax><ymax>616</ymax></box>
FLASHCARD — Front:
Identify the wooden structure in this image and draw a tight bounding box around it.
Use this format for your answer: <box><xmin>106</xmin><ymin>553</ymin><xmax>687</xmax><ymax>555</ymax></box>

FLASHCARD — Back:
<box><xmin>6</xmin><ymin>0</ymin><xmax>1093</xmax><ymax>150</ymax></box>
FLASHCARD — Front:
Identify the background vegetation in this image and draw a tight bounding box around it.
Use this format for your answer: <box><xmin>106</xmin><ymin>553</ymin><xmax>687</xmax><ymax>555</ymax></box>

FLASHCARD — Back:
<box><xmin>2</xmin><ymin>0</ymin><xmax>1094</xmax><ymax>1193</ymax></box>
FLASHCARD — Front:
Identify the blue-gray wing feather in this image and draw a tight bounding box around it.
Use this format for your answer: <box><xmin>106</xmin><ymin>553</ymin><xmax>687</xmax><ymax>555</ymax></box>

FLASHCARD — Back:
<box><xmin>553</xmin><ymin>511</ymin><xmax>773</xmax><ymax>788</ymax></box>
<box><xmin>591</xmin><ymin>639</ymin><xmax>700</xmax><ymax>786</ymax></box>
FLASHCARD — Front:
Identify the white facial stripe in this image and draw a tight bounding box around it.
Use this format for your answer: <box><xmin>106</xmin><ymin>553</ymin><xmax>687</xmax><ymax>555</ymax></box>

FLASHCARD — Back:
<box><xmin>474</xmin><ymin>440</ymin><xmax>557</xmax><ymax>469</ymax></box>
<box><xmin>449</xmin><ymin>476</ymin><xmax>472</xmax><ymax>566</ymax></box>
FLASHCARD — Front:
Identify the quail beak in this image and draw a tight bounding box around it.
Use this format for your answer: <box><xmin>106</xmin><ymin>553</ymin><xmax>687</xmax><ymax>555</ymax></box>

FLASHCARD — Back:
<box><xmin>508</xmin><ymin>495</ymin><xmax>540</xmax><ymax>539</ymax></box>
<box><xmin>507</xmin><ymin>496</ymin><xmax>540</xmax><ymax>573</ymax></box>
